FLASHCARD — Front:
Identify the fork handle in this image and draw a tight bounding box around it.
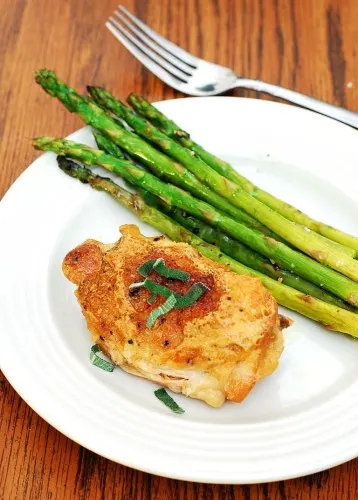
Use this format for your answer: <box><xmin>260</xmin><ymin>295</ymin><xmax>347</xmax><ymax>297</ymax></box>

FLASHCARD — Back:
<box><xmin>235</xmin><ymin>78</ymin><xmax>358</xmax><ymax>128</ymax></box>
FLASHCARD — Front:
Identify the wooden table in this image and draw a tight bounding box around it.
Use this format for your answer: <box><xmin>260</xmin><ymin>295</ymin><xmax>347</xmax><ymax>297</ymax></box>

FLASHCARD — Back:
<box><xmin>1</xmin><ymin>0</ymin><xmax>357</xmax><ymax>498</ymax></box>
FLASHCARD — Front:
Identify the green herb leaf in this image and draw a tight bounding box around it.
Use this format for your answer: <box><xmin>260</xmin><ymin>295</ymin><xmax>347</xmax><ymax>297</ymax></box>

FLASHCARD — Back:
<box><xmin>147</xmin><ymin>293</ymin><xmax>157</xmax><ymax>305</ymax></box>
<box><xmin>89</xmin><ymin>345</ymin><xmax>115</xmax><ymax>372</ymax></box>
<box><xmin>129</xmin><ymin>280</ymin><xmax>145</xmax><ymax>290</ymax></box>
<box><xmin>154</xmin><ymin>387</ymin><xmax>185</xmax><ymax>414</ymax></box>
<box><xmin>146</xmin><ymin>294</ymin><xmax>177</xmax><ymax>328</ymax></box>
<box><xmin>142</xmin><ymin>279</ymin><xmax>210</xmax><ymax>309</ymax></box>
<box><xmin>138</xmin><ymin>258</ymin><xmax>190</xmax><ymax>281</ymax></box>
<box><xmin>176</xmin><ymin>282</ymin><xmax>210</xmax><ymax>307</ymax></box>
<box><xmin>138</xmin><ymin>259</ymin><xmax>157</xmax><ymax>277</ymax></box>
<box><xmin>153</xmin><ymin>258</ymin><xmax>190</xmax><ymax>281</ymax></box>
<box><xmin>143</xmin><ymin>278</ymin><xmax>174</xmax><ymax>299</ymax></box>
<box><xmin>130</xmin><ymin>261</ymin><xmax>210</xmax><ymax>327</ymax></box>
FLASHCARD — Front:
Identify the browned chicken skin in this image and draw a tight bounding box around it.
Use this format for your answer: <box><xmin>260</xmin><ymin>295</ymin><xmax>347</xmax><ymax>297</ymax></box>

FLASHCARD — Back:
<box><xmin>63</xmin><ymin>225</ymin><xmax>286</xmax><ymax>407</ymax></box>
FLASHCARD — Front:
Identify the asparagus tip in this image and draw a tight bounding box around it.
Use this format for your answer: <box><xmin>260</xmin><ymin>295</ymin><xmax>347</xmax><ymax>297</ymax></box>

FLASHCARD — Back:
<box><xmin>86</xmin><ymin>85</ymin><xmax>96</xmax><ymax>97</ymax></box>
<box><xmin>33</xmin><ymin>136</ymin><xmax>57</xmax><ymax>150</ymax></box>
<box><xmin>56</xmin><ymin>156</ymin><xmax>91</xmax><ymax>184</ymax></box>
<box><xmin>35</xmin><ymin>68</ymin><xmax>56</xmax><ymax>83</ymax></box>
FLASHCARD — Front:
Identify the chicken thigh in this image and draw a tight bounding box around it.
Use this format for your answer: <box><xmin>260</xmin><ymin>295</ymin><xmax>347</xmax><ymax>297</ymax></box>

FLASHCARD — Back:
<box><xmin>63</xmin><ymin>225</ymin><xmax>285</xmax><ymax>407</ymax></box>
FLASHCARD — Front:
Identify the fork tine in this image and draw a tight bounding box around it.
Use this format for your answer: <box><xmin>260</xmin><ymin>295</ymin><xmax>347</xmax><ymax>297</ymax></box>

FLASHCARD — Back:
<box><xmin>118</xmin><ymin>5</ymin><xmax>199</xmax><ymax>68</ymax></box>
<box><xmin>108</xmin><ymin>17</ymin><xmax>189</xmax><ymax>82</ymax></box>
<box><xmin>105</xmin><ymin>20</ymin><xmax>186</xmax><ymax>92</ymax></box>
<box><xmin>114</xmin><ymin>10</ymin><xmax>194</xmax><ymax>75</ymax></box>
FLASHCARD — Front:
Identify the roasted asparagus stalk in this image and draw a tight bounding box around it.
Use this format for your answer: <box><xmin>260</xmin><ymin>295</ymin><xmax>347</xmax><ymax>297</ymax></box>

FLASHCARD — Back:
<box><xmin>56</xmin><ymin>156</ymin><xmax>358</xmax><ymax>338</ymax></box>
<box><xmin>127</xmin><ymin>92</ymin><xmax>358</xmax><ymax>254</ymax></box>
<box><xmin>34</xmin><ymin>137</ymin><xmax>358</xmax><ymax>306</ymax></box>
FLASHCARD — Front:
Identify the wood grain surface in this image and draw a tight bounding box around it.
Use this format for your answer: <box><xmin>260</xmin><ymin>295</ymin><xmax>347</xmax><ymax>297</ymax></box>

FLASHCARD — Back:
<box><xmin>1</xmin><ymin>0</ymin><xmax>358</xmax><ymax>498</ymax></box>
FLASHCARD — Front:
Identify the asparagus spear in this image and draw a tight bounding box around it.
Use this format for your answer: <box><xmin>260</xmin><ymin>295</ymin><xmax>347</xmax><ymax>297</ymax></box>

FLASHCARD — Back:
<box><xmin>34</xmin><ymin>137</ymin><xmax>358</xmax><ymax>305</ymax></box>
<box><xmin>35</xmin><ymin>69</ymin><xmax>272</xmax><ymax>236</ymax></box>
<box><xmin>56</xmin><ymin>156</ymin><xmax>358</xmax><ymax>338</ymax></box>
<box><xmin>89</xmin><ymin>87</ymin><xmax>358</xmax><ymax>274</ymax></box>
<box><xmin>81</xmin><ymin>129</ymin><xmax>343</xmax><ymax>306</ymax></box>
<box><xmin>139</xmin><ymin>189</ymin><xmax>354</xmax><ymax>311</ymax></box>
<box><xmin>94</xmin><ymin>130</ymin><xmax>140</xmax><ymax>169</ymax></box>
<box><xmin>94</xmin><ymin>131</ymin><xmax>126</xmax><ymax>160</ymax></box>
<box><xmin>128</xmin><ymin>93</ymin><xmax>358</xmax><ymax>254</ymax></box>
<box><xmin>92</xmin><ymin>86</ymin><xmax>355</xmax><ymax>261</ymax></box>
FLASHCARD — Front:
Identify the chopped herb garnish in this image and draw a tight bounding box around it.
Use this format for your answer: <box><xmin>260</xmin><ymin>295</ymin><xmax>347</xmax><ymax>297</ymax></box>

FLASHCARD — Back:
<box><xmin>130</xmin><ymin>259</ymin><xmax>210</xmax><ymax>328</ymax></box>
<box><xmin>147</xmin><ymin>293</ymin><xmax>157</xmax><ymax>305</ymax></box>
<box><xmin>154</xmin><ymin>388</ymin><xmax>185</xmax><ymax>414</ymax></box>
<box><xmin>129</xmin><ymin>280</ymin><xmax>145</xmax><ymax>290</ymax></box>
<box><xmin>133</xmin><ymin>278</ymin><xmax>209</xmax><ymax>309</ymax></box>
<box><xmin>153</xmin><ymin>258</ymin><xmax>190</xmax><ymax>281</ymax></box>
<box><xmin>138</xmin><ymin>258</ymin><xmax>190</xmax><ymax>281</ymax></box>
<box><xmin>143</xmin><ymin>278</ymin><xmax>174</xmax><ymax>299</ymax></box>
<box><xmin>89</xmin><ymin>345</ymin><xmax>115</xmax><ymax>372</ymax></box>
<box><xmin>175</xmin><ymin>282</ymin><xmax>210</xmax><ymax>308</ymax></box>
<box><xmin>146</xmin><ymin>294</ymin><xmax>177</xmax><ymax>328</ymax></box>
<box><xmin>138</xmin><ymin>259</ymin><xmax>157</xmax><ymax>277</ymax></box>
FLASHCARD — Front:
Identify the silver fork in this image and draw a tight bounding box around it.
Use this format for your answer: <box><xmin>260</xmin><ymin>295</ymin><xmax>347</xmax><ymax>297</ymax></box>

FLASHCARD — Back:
<box><xmin>106</xmin><ymin>6</ymin><xmax>358</xmax><ymax>129</ymax></box>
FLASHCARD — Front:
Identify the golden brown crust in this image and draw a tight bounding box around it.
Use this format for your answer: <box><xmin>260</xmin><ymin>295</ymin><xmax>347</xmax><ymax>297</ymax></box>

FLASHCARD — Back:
<box><xmin>63</xmin><ymin>240</ymin><xmax>104</xmax><ymax>284</ymax></box>
<box><xmin>63</xmin><ymin>224</ymin><xmax>286</xmax><ymax>407</ymax></box>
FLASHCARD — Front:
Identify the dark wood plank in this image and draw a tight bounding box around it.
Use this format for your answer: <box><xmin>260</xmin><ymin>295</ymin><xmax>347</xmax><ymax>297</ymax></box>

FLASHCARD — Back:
<box><xmin>0</xmin><ymin>0</ymin><xmax>357</xmax><ymax>498</ymax></box>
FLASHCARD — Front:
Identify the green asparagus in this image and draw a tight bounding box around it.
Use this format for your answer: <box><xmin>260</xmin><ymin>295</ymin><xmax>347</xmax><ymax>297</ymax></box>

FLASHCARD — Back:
<box><xmin>80</xmin><ymin>128</ymin><xmax>346</xmax><ymax>306</ymax></box>
<box><xmin>139</xmin><ymin>189</ymin><xmax>354</xmax><ymax>311</ymax></box>
<box><xmin>47</xmin><ymin>72</ymin><xmax>354</xmax><ymax>268</ymax></box>
<box><xmin>56</xmin><ymin>156</ymin><xmax>358</xmax><ymax>338</ymax></box>
<box><xmin>92</xmin><ymin>86</ymin><xmax>355</xmax><ymax>261</ymax></box>
<box><xmin>35</xmin><ymin>137</ymin><xmax>358</xmax><ymax>305</ymax></box>
<box><xmin>88</xmin><ymin>87</ymin><xmax>358</xmax><ymax>274</ymax></box>
<box><xmin>128</xmin><ymin>92</ymin><xmax>358</xmax><ymax>254</ymax></box>
<box><xmin>36</xmin><ymin>69</ymin><xmax>272</xmax><ymax>235</ymax></box>
<box><xmin>94</xmin><ymin>131</ymin><xmax>126</xmax><ymax>160</ymax></box>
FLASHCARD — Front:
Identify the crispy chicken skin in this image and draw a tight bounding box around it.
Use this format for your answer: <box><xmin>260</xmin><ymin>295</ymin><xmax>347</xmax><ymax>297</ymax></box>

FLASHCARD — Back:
<box><xmin>63</xmin><ymin>225</ymin><xmax>285</xmax><ymax>407</ymax></box>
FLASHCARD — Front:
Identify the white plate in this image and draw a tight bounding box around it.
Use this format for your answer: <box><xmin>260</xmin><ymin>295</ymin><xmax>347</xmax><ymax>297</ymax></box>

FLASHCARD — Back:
<box><xmin>0</xmin><ymin>98</ymin><xmax>358</xmax><ymax>484</ymax></box>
